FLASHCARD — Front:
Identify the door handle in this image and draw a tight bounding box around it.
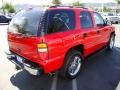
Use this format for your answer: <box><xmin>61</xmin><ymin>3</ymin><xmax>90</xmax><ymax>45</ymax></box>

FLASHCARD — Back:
<box><xmin>97</xmin><ymin>30</ymin><xmax>100</xmax><ymax>34</ymax></box>
<box><xmin>83</xmin><ymin>33</ymin><xmax>87</xmax><ymax>37</ymax></box>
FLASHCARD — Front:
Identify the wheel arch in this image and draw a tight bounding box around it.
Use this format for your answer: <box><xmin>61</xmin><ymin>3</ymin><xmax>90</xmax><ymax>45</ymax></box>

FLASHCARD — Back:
<box><xmin>111</xmin><ymin>31</ymin><xmax>115</xmax><ymax>36</ymax></box>
<box><xmin>64</xmin><ymin>44</ymin><xmax>84</xmax><ymax>60</ymax></box>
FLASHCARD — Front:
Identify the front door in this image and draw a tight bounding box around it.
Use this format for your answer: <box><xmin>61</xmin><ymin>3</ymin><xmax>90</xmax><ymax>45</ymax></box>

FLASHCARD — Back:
<box><xmin>93</xmin><ymin>12</ymin><xmax>110</xmax><ymax>49</ymax></box>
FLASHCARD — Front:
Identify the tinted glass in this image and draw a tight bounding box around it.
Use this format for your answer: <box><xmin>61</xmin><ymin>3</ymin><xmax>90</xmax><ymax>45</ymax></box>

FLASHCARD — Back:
<box><xmin>47</xmin><ymin>10</ymin><xmax>75</xmax><ymax>34</ymax></box>
<box><xmin>80</xmin><ymin>11</ymin><xmax>93</xmax><ymax>28</ymax></box>
<box><xmin>8</xmin><ymin>8</ymin><xmax>44</xmax><ymax>36</ymax></box>
<box><xmin>109</xmin><ymin>17</ymin><xmax>119</xmax><ymax>20</ymax></box>
<box><xmin>1</xmin><ymin>16</ymin><xmax>6</xmax><ymax>20</ymax></box>
<box><xmin>108</xmin><ymin>13</ymin><xmax>114</xmax><ymax>16</ymax></box>
<box><xmin>93</xmin><ymin>13</ymin><xmax>105</xmax><ymax>25</ymax></box>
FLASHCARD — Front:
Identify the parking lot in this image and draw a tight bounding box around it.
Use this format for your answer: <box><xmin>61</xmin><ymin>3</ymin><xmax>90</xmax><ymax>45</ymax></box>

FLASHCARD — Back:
<box><xmin>0</xmin><ymin>24</ymin><xmax>120</xmax><ymax>90</ymax></box>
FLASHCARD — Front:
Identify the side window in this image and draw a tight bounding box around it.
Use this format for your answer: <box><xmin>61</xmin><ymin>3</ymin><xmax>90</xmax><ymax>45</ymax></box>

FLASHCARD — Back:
<box><xmin>93</xmin><ymin>13</ymin><xmax>105</xmax><ymax>26</ymax></box>
<box><xmin>1</xmin><ymin>16</ymin><xmax>6</xmax><ymax>20</ymax></box>
<box><xmin>80</xmin><ymin>11</ymin><xmax>93</xmax><ymax>28</ymax></box>
<box><xmin>47</xmin><ymin>10</ymin><xmax>75</xmax><ymax>34</ymax></box>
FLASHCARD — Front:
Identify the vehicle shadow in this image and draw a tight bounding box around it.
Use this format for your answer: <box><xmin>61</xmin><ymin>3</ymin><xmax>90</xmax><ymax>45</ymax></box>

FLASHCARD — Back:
<box><xmin>10</xmin><ymin>48</ymin><xmax>120</xmax><ymax>90</ymax></box>
<box><xmin>10</xmin><ymin>70</ymin><xmax>73</xmax><ymax>90</ymax></box>
<box><xmin>10</xmin><ymin>70</ymin><xmax>53</xmax><ymax>90</ymax></box>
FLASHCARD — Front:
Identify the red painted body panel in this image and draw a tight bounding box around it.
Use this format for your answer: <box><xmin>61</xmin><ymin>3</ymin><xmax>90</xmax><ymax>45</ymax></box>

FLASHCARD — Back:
<box><xmin>8</xmin><ymin>8</ymin><xmax>115</xmax><ymax>73</ymax></box>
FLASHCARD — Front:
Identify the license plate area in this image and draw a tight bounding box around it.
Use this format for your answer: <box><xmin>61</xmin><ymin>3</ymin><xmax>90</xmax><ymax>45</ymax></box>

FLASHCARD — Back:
<box><xmin>16</xmin><ymin>55</ymin><xmax>23</xmax><ymax>63</ymax></box>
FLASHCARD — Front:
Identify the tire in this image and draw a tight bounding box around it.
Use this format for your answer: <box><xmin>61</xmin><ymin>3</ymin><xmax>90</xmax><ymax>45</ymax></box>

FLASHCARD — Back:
<box><xmin>107</xmin><ymin>34</ymin><xmax>115</xmax><ymax>50</ymax></box>
<box><xmin>59</xmin><ymin>49</ymin><xmax>83</xmax><ymax>79</ymax></box>
<box><xmin>116</xmin><ymin>22</ymin><xmax>118</xmax><ymax>24</ymax></box>
<box><xmin>15</xmin><ymin>65</ymin><xmax>21</xmax><ymax>70</ymax></box>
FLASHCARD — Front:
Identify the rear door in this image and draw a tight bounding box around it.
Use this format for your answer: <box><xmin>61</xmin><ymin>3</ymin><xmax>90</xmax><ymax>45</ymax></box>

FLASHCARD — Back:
<box><xmin>45</xmin><ymin>9</ymin><xmax>75</xmax><ymax>59</ymax></box>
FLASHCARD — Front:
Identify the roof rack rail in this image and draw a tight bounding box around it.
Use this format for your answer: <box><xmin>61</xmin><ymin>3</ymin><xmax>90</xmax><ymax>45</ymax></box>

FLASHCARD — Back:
<box><xmin>50</xmin><ymin>5</ymin><xmax>73</xmax><ymax>8</ymax></box>
<box><xmin>49</xmin><ymin>5</ymin><xmax>88</xmax><ymax>9</ymax></box>
<box><xmin>75</xmin><ymin>6</ymin><xmax>88</xmax><ymax>9</ymax></box>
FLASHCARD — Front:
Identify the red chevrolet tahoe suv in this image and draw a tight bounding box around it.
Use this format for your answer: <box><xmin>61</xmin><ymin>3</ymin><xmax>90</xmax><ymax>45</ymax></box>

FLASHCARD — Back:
<box><xmin>7</xmin><ymin>6</ymin><xmax>115</xmax><ymax>79</ymax></box>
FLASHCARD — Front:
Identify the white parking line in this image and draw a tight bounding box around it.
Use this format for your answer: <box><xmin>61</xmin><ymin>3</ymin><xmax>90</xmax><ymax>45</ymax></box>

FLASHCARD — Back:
<box><xmin>51</xmin><ymin>74</ymin><xmax>58</xmax><ymax>90</ymax></box>
<box><xmin>72</xmin><ymin>79</ymin><xmax>78</xmax><ymax>90</ymax></box>
<box><xmin>116</xmin><ymin>82</ymin><xmax>120</xmax><ymax>90</ymax></box>
<box><xmin>114</xmin><ymin>48</ymin><xmax>120</xmax><ymax>90</ymax></box>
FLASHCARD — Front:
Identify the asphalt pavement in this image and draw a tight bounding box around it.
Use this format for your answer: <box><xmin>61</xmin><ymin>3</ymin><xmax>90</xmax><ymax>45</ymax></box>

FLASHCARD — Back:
<box><xmin>0</xmin><ymin>24</ymin><xmax>120</xmax><ymax>90</ymax></box>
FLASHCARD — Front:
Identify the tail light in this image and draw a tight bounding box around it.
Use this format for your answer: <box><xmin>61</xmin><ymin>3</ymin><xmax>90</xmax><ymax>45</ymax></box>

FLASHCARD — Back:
<box><xmin>37</xmin><ymin>43</ymin><xmax>49</xmax><ymax>60</ymax></box>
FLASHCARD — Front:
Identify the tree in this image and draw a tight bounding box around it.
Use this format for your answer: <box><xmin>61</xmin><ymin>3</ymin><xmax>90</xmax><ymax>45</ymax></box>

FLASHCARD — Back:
<box><xmin>103</xmin><ymin>6</ymin><xmax>111</xmax><ymax>12</ymax></box>
<box><xmin>116</xmin><ymin>0</ymin><xmax>120</xmax><ymax>4</ymax></box>
<box><xmin>52</xmin><ymin>0</ymin><xmax>61</xmax><ymax>5</ymax></box>
<box><xmin>116</xmin><ymin>0</ymin><xmax>120</xmax><ymax>13</ymax></box>
<box><xmin>73</xmin><ymin>1</ymin><xmax>83</xmax><ymax>7</ymax></box>
<box><xmin>2</xmin><ymin>2</ymin><xmax>15</xmax><ymax>13</ymax></box>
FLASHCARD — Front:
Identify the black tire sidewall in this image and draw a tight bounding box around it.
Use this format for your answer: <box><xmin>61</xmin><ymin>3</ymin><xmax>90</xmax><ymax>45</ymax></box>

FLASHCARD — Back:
<box><xmin>107</xmin><ymin>34</ymin><xmax>115</xmax><ymax>50</ymax></box>
<box><xmin>60</xmin><ymin>50</ymin><xmax>83</xmax><ymax>79</ymax></box>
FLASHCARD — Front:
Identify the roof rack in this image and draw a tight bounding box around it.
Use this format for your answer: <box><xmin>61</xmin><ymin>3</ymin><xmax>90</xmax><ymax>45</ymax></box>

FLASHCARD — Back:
<box><xmin>50</xmin><ymin>5</ymin><xmax>73</xmax><ymax>8</ymax></box>
<box><xmin>75</xmin><ymin>6</ymin><xmax>88</xmax><ymax>9</ymax></box>
<box><xmin>49</xmin><ymin>5</ymin><xmax>88</xmax><ymax>9</ymax></box>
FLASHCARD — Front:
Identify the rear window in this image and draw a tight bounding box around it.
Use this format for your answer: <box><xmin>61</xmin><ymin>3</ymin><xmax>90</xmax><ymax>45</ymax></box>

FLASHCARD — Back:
<box><xmin>47</xmin><ymin>10</ymin><xmax>75</xmax><ymax>34</ymax></box>
<box><xmin>8</xmin><ymin>8</ymin><xmax>45</xmax><ymax>36</ymax></box>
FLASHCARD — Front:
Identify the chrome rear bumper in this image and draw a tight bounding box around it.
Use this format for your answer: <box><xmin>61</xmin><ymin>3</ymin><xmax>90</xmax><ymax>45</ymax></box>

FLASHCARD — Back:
<box><xmin>6</xmin><ymin>51</ymin><xmax>43</xmax><ymax>75</ymax></box>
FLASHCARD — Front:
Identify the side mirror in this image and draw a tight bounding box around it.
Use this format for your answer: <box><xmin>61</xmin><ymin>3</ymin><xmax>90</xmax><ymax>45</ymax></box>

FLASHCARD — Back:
<box><xmin>105</xmin><ymin>19</ymin><xmax>112</xmax><ymax>26</ymax></box>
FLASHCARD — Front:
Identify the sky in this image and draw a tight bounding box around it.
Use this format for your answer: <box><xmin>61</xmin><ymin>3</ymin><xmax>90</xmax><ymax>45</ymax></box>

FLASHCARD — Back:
<box><xmin>0</xmin><ymin>0</ymin><xmax>116</xmax><ymax>6</ymax></box>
